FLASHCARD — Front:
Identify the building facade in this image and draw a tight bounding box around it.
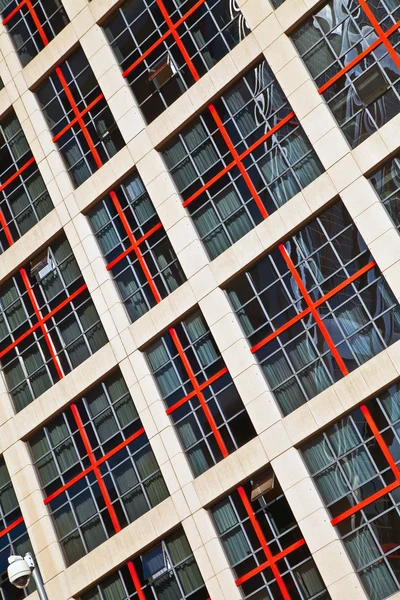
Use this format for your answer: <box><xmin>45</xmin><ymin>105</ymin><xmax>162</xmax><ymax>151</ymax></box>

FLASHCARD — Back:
<box><xmin>0</xmin><ymin>0</ymin><xmax>399</xmax><ymax>599</ymax></box>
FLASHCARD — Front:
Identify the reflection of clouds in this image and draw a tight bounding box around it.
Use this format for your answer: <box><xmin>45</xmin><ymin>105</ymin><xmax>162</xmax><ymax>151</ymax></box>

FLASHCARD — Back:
<box><xmin>312</xmin><ymin>0</ymin><xmax>399</xmax><ymax>145</ymax></box>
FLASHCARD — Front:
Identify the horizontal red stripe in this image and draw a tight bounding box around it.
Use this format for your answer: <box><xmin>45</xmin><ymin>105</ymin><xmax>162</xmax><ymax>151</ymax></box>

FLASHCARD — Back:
<box><xmin>251</xmin><ymin>260</ymin><xmax>376</xmax><ymax>354</ymax></box>
<box><xmin>235</xmin><ymin>538</ymin><xmax>306</xmax><ymax>585</ymax></box>
<box><xmin>331</xmin><ymin>480</ymin><xmax>400</xmax><ymax>526</ymax></box>
<box><xmin>43</xmin><ymin>426</ymin><xmax>145</xmax><ymax>504</ymax></box>
<box><xmin>52</xmin><ymin>93</ymin><xmax>104</xmax><ymax>143</ymax></box>
<box><xmin>0</xmin><ymin>157</ymin><xmax>35</xmax><ymax>194</ymax></box>
<box><xmin>106</xmin><ymin>222</ymin><xmax>163</xmax><ymax>271</ymax></box>
<box><xmin>166</xmin><ymin>367</ymin><xmax>228</xmax><ymax>414</ymax></box>
<box><xmin>0</xmin><ymin>283</ymin><xmax>87</xmax><ymax>360</ymax></box>
<box><xmin>0</xmin><ymin>516</ymin><xmax>24</xmax><ymax>539</ymax></box>
<box><xmin>318</xmin><ymin>18</ymin><xmax>400</xmax><ymax>95</ymax></box>
<box><xmin>2</xmin><ymin>0</ymin><xmax>25</xmax><ymax>25</ymax></box>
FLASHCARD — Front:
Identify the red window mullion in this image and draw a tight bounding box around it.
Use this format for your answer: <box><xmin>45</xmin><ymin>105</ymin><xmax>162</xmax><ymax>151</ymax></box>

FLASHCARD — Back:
<box><xmin>0</xmin><ymin>515</ymin><xmax>24</xmax><ymax>539</ymax></box>
<box><xmin>357</xmin><ymin>0</ymin><xmax>400</xmax><ymax>70</ymax></box>
<box><xmin>108</xmin><ymin>191</ymin><xmax>162</xmax><ymax>303</ymax></box>
<box><xmin>19</xmin><ymin>267</ymin><xmax>64</xmax><ymax>380</ymax></box>
<box><xmin>235</xmin><ymin>538</ymin><xmax>306</xmax><ymax>586</ymax></box>
<box><xmin>237</xmin><ymin>486</ymin><xmax>292</xmax><ymax>600</ymax></box>
<box><xmin>43</xmin><ymin>424</ymin><xmax>145</xmax><ymax>504</ymax></box>
<box><xmin>250</xmin><ymin>260</ymin><xmax>376</xmax><ymax>354</ymax></box>
<box><xmin>52</xmin><ymin>93</ymin><xmax>104</xmax><ymax>143</ymax></box>
<box><xmin>1</xmin><ymin>0</ymin><xmax>26</xmax><ymax>25</ymax></box>
<box><xmin>169</xmin><ymin>327</ymin><xmax>229</xmax><ymax>458</ymax></box>
<box><xmin>328</xmin><ymin>402</ymin><xmax>400</xmax><ymax>527</ymax></box>
<box><xmin>153</xmin><ymin>0</ymin><xmax>200</xmax><ymax>81</ymax></box>
<box><xmin>0</xmin><ymin>156</ymin><xmax>36</xmax><ymax>194</ymax></box>
<box><xmin>70</xmin><ymin>404</ymin><xmax>121</xmax><ymax>533</ymax></box>
<box><xmin>277</xmin><ymin>244</ymin><xmax>349</xmax><ymax>376</ymax></box>
<box><xmin>165</xmin><ymin>366</ymin><xmax>228</xmax><ymax>414</ymax></box>
<box><xmin>317</xmin><ymin>15</ymin><xmax>400</xmax><ymax>95</ymax></box>
<box><xmin>70</xmin><ymin>403</ymin><xmax>147</xmax><ymax>600</ymax></box>
<box><xmin>55</xmin><ymin>68</ymin><xmax>103</xmax><ymax>169</ymax></box>
<box><xmin>24</xmin><ymin>0</ymin><xmax>49</xmax><ymax>45</ymax></box>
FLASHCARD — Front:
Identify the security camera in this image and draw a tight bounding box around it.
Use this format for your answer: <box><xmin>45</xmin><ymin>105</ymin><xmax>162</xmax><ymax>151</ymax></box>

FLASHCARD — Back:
<box><xmin>7</xmin><ymin>555</ymin><xmax>33</xmax><ymax>589</ymax></box>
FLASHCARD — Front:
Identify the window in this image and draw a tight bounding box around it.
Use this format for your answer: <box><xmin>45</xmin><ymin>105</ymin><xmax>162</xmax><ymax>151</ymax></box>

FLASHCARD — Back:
<box><xmin>1</xmin><ymin>0</ymin><xmax>69</xmax><ymax>67</ymax></box>
<box><xmin>146</xmin><ymin>308</ymin><xmax>256</xmax><ymax>477</ymax></box>
<box><xmin>0</xmin><ymin>458</ymin><xmax>33</xmax><ymax>600</ymax></box>
<box><xmin>0</xmin><ymin>110</ymin><xmax>53</xmax><ymax>253</ymax></box>
<box><xmin>87</xmin><ymin>171</ymin><xmax>186</xmax><ymax>324</ymax></box>
<box><xmin>0</xmin><ymin>234</ymin><xmax>108</xmax><ymax>412</ymax></box>
<box><xmin>104</xmin><ymin>0</ymin><xmax>250</xmax><ymax>123</ymax></box>
<box><xmin>292</xmin><ymin>0</ymin><xmax>400</xmax><ymax>148</ymax></box>
<box><xmin>29</xmin><ymin>370</ymin><xmax>169</xmax><ymax>566</ymax></box>
<box><xmin>210</xmin><ymin>469</ymin><xmax>331</xmax><ymax>599</ymax></box>
<box><xmin>301</xmin><ymin>382</ymin><xmax>400</xmax><ymax>599</ymax></box>
<box><xmin>162</xmin><ymin>59</ymin><xmax>324</xmax><ymax>260</ymax></box>
<box><xmin>369</xmin><ymin>153</ymin><xmax>400</xmax><ymax>231</ymax></box>
<box><xmin>79</xmin><ymin>527</ymin><xmax>209</xmax><ymax>600</ymax></box>
<box><xmin>35</xmin><ymin>47</ymin><xmax>125</xmax><ymax>188</ymax></box>
<box><xmin>227</xmin><ymin>200</ymin><xmax>400</xmax><ymax>416</ymax></box>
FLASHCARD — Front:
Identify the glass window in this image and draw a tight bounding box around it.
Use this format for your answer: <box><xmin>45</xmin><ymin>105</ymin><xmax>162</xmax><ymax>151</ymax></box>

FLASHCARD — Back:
<box><xmin>87</xmin><ymin>170</ymin><xmax>186</xmax><ymax>323</ymax></box>
<box><xmin>0</xmin><ymin>234</ymin><xmax>108</xmax><ymax>412</ymax></box>
<box><xmin>79</xmin><ymin>527</ymin><xmax>209</xmax><ymax>600</ymax></box>
<box><xmin>29</xmin><ymin>370</ymin><xmax>169</xmax><ymax>566</ymax></box>
<box><xmin>369</xmin><ymin>153</ymin><xmax>400</xmax><ymax>232</ymax></box>
<box><xmin>0</xmin><ymin>458</ymin><xmax>34</xmax><ymax>600</ymax></box>
<box><xmin>104</xmin><ymin>0</ymin><xmax>250</xmax><ymax>123</ymax></box>
<box><xmin>210</xmin><ymin>469</ymin><xmax>331</xmax><ymax>599</ymax></box>
<box><xmin>161</xmin><ymin>59</ymin><xmax>324</xmax><ymax>260</ymax></box>
<box><xmin>301</xmin><ymin>382</ymin><xmax>400</xmax><ymax>599</ymax></box>
<box><xmin>35</xmin><ymin>46</ymin><xmax>125</xmax><ymax>188</ymax></box>
<box><xmin>0</xmin><ymin>110</ymin><xmax>53</xmax><ymax>253</ymax></box>
<box><xmin>227</xmin><ymin>199</ymin><xmax>400</xmax><ymax>416</ymax></box>
<box><xmin>146</xmin><ymin>308</ymin><xmax>256</xmax><ymax>476</ymax></box>
<box><xmin>292</xmin><ymin>0</ymin><xmax>400</xmax><ymax>148</ymax></box>
<box><xmin>0</xmin><ymin>0</ymin><xmax>69</xmax><ymax>67</ymax></box>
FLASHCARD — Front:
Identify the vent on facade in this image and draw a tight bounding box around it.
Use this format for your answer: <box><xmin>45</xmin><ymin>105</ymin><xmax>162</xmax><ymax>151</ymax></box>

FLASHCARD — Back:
<box><xmin>30</xmin><ymin>248</ymin><xmax>54</xmax><ymax>283</ymax></box>
<box><xmin>354</xmin><ymin>64</ymin><xmax>389</xmax><ymax>107</ymax></box>
<box><xmin>148</xmin><ymin>55</ymin><xmax>178</xmax><ymax>89</ymax></box>
<box><xmin>250</xmin><ymin>470</ymin><xmax>276</xmax><ymax>501</ymax></box>
<box><xmin>142</xmin><ymin>543</ymin><xmax>173</xmax><ymax>583</ymax></box>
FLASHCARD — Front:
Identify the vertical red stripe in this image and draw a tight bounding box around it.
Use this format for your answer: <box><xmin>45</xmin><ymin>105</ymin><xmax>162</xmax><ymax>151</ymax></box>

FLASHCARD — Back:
<box><xmin>109</xmin><ymin>191</ymin><xmax>162</xmax><ymax>303</ymax></box>
<box><xmin>357</xmin><ymin>0</ymin><xmax>400</xmax><ymax>70</ymax></box>
<box><xmin>70</xmin><ymin>404</ymin><xmax>121</xmax><ymax>533</ymax></box>
<box><xmin>237</xmin><ymin>486</ymin><xmax>291</xmax><ymax>600</ymax></box>
<box><xmin>278</xmin><ymin>244</ymin><xmax>349</xmax><ymax>376</ymax></box>
<box><xmin>55</xmin><ymin>67</ymin><xmax>103</xmax><ymax>169</ymax></box>
<box><xmin>24</xmin><ymin>0</ymin><xmax>49</xmax><ymax>45</ymax></box>
<box><xmin>19</xmin><ymin>267</ymin><xmax>64</xmax><ymax>380</ymax></box>
<box><xmin>169</xmin><ymin>327</ymin><xmax>229</xmax><ymax>458</ymax></box>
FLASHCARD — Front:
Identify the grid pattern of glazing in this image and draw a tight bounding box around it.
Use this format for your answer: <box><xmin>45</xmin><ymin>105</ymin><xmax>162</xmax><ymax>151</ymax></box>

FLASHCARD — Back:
<box><xmin>369</xmin><ymin>152</ymin><xmax>400</xmax><ymax>231</ymax></box>
<box><xmin>29</xmin><ymin>370</ymin><xmax>169</xmax><ymax>566</ymax></box>
<box><xmin>146</xmin><ymin>308</ymin><xmax>256</xmax><ymax>476</ymax></box>
<box><xmin>79</xmin><ymin>527</ymin><xmax>210</xmax><ymax>600</ymax></box>
<box><xmin>104</xmin><ymin>0</ymin><xmax>249</xmax><ymax>124</ymax></box>
<box><xmin>0</xmin><ymin>234</ymin><xmax>108</xmax><ymax>413</ymax></box>
<box><xmin>0</xmin><ymin>458</ymin><xmax>33</xmax><ymax>600</ymax></box>
<box><xmin>0</xmin><ymin>109</ymin><xmax>53</xmax><ymax>253</ymax></box>
<box><xmin>87</xmin><ymin>170</ymin><xmax>186</xmax><ymax>324</ymax></box>
<box><xmin>210</xmin><ymin>472</ymin><xmax>330</xmax><ymax>600</ymax></box>
<box><xmin>162</xmin><ymin>59</ymin><xmax>324</xmax><ymax>260</ymax></box>
<box><xmin>0</xmin><ymin>0</ymin><xmax>69</xmax><ymax>67</ymax></box>
<box><xmin>292</xmin><ymin>0</ymin><xmax>400</xmax><ymax>148</ymax></box>
<box><xmin>301</xmin><ymin>382</ymin><xmax>400</xmax><ymax>600</ymax></box>
<box><xmin>35</xmin><ymin>46</ymin><xmax>125</xmax><ymax>188</ymax></box>
<box><xmin>227</xmin><ymin>200</ymin><xmax>400</xmax><ymax>416</ymax></box>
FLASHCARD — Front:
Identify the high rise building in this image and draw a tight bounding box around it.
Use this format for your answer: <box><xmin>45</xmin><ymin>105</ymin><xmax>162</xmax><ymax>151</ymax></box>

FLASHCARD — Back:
<box><xmin>0</xmin><ymin>0</ymin><xmax>399</xmax><ymax>599</ymax></box>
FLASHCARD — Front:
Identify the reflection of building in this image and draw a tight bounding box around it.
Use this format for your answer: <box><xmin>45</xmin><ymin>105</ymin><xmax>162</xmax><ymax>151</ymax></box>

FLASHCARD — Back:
<box><xmin>0</xmin><ymin>0</ymin><xmax>400</xmax><ymax>598</ymax></box>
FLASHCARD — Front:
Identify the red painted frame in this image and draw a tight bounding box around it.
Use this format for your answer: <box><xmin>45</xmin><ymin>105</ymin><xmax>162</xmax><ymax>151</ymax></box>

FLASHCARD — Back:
<box><xmin>314</xmin><ymin>1</ymin><xmax>400</xmax><ymax>103</ymax></box>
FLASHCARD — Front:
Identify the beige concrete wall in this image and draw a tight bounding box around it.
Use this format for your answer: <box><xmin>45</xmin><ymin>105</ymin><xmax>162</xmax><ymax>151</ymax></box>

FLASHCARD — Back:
<box><xmin>1</xmin><ymin>0</ymin><xmax>400</xmax><ymax>599</ymax></box>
